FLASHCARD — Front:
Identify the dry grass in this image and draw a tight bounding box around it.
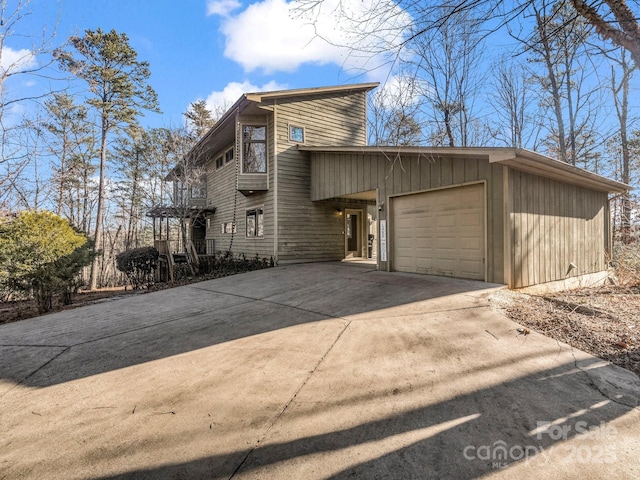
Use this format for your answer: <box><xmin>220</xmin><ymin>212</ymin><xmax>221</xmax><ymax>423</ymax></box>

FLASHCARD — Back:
<box><xmin>492</xmin><ymin>285</ymin><xmax>640</xmax><ymax>378</ymax></box>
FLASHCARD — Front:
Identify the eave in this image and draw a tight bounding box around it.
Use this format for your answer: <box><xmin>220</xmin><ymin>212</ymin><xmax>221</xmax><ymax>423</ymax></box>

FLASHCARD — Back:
<box><xmin>299</xmin><ymin>146</ymin><xmax>630</xmax><ymax>194</ymax></box>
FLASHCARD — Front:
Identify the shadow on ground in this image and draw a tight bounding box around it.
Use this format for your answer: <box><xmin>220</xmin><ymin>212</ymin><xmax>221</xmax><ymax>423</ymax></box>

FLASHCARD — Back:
<box><xmin>93</xmin><ymin>357</ymin><xmax>633</xmax><ymax>479</ymax></box>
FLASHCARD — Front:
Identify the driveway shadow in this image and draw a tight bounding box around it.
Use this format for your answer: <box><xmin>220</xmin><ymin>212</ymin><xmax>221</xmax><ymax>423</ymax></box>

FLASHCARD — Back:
<box><xmin>92</xmin><ymin>357</ymin><xmax>636</xmax><ymax>479</ymax></box>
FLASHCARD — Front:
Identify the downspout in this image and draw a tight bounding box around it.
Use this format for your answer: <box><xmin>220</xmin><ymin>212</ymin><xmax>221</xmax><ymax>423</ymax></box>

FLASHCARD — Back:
<box><xmin>607</xmin><ymin>192</ymin><xmax>625</xmax><ymax>260</ymax></box>
<box><xmin>273</xmin><ymin>99</ymin><xmax>279</xmax><ymax>262</ymax></box>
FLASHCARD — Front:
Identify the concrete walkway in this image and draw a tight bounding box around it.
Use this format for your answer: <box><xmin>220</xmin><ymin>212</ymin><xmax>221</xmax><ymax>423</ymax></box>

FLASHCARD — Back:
<box><xmin>0</xmin><ymin>263</ymin><xmax>638</xmax><ymax>479</ymax></box>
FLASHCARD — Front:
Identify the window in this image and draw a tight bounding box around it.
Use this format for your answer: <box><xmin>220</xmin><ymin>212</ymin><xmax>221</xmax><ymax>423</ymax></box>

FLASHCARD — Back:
<box><xmin>190</xmin><ymin>181</ymin><xmax>206</xmax><ymax>199</ymax></box>
<box><xmin>225</xmin><ymin>147</ymin><xmax>234</xmax><ymax>163</ymax></box>
<box><xmin>242</xmin><ymin>125</ymin><xmax>267</xmax><ymax>173</ymax></box>
<box><xmin>246</xmin><ymin>208</ymin><xmax>264</xmax><ymax>238</ymax></box>
<box><xmin>289</xmin><ymin>125</ymin><xmax>305</xmax><ymax>143</ymax></box>
<box><xmin>220</xmin><ymin>222</ymin><xmax>236</xmax><ymax>234</ymax></box>
<box><xmin>215</xmin><ymin>156</ymin><xmax>224</xmax><ymax>169</ymax></box>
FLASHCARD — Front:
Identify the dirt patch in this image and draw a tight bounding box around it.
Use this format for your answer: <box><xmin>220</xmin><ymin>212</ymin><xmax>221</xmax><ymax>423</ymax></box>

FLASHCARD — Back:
<box><xmin>491</xmin><ymin>286</ymin><xmax>640</xmax><ymax>378</ymax></box>
<box><xmin>0</xmin><ymin>288</ymin><xmax>143</xmax><ymax>325</ymax></box>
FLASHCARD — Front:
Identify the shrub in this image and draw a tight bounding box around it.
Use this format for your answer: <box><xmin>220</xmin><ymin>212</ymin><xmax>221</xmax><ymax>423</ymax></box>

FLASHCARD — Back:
<box><xmin>0</xmin><ymin>211</ymin><xmax>95</xmax><ymax>312</ymax></box>
<box><xmin>611</xmin><ymin>242</ymin><xmax>640</xmax><ymax>288</ymax></box>
<box><xmin>116</xmin><ymin>246</ymin><xmax>159</xmax><ymax>290</ymax></box>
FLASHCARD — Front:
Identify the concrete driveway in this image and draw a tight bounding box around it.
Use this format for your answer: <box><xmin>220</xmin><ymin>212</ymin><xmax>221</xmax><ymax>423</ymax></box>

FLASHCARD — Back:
<box><xmin>1</xmin><ymin>262</ymin><xmax>638</xmax><ymax>479</ymax></box>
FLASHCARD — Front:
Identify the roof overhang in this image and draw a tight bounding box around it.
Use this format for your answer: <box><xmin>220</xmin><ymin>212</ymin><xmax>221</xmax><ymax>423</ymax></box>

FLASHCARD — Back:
<box><xmin>491</xmin><ymin>149</ymin><xmax>630</xmax><ymax>194</ymax></box>
<box><xmin>299</xmin><ymin>146</ymin><xmax>631</xmax><ymax>194</ymax></box>
<box><xmin>244</xmin><ymin>82</ymin><xmax>379</xmax><ymax>103</ymax></box>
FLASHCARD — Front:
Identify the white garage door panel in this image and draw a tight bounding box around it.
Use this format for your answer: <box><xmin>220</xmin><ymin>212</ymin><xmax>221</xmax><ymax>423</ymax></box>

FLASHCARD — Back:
<box><xmin>391</xmin><ymin>184</ymin><xmax>485</xmax><ymax>280</ymax></box>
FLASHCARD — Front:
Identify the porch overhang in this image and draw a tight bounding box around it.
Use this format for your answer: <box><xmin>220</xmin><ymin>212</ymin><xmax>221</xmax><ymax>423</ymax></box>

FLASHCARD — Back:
<box><xmin>146</xmin><ymin>205</ymin><xmax>216</xmax><ymax>219</ymax></box>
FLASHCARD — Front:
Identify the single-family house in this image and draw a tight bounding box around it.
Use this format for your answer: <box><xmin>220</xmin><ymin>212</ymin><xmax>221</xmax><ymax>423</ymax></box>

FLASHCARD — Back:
<box><xmin>168</xmin><ymin>83</ymin><xmax>629</xmax><ymax>290</ymax></box>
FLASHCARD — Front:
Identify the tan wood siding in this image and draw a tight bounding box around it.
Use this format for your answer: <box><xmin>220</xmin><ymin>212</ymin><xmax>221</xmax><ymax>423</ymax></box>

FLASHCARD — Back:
<box><xmin>237</xmin><ymin>174</ymin><xmax>268</xmax><ymax>192</ymax></box>
<box><xmin>204</xmin><ymin>113</ymin><xmax>275</xmax><ymax>259</ymax></box>
<box><xmin>271</xmin><ymin>91</ymin><xmax>369</xmax><ymax>261</ymax></box>
<box><xmin>509</xmin><ymin>169</ymin><xmax>608</xmax><ymax>288</ymax></box>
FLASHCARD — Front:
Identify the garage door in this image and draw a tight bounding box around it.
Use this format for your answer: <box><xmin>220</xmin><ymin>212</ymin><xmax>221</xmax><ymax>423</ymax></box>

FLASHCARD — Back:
<box><xmin>391</xmin><ymin>184</ymin><xmax>485</xmax><ymax>280</ymax></box>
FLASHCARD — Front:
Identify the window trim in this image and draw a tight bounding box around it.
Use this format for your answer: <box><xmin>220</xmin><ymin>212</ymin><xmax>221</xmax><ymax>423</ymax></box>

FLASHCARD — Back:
<box><xmin>215</xmin><ymin>155</ymin><xmax>224</xmax><ymax>170</ymax></box>
<box><xmin>245</xmin><ymin>207</ymin><xmax>264</xmax><ymax>238</ymax></box>
<box><xmin>241</xmin><ymin>124</ymin><xmax>267</xmax><ymax>174</ymax></box>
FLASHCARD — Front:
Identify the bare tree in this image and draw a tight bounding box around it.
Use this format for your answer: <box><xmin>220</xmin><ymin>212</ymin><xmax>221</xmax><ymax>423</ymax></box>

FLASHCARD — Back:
<box><xmin>368</xmin><ymin>74</ymin><xmax>422</xmax><ymax>145</ymax></box>
<box><xmin>407</xmin><ymin>3</ymin><xmax>487</xmax><ymax>147</ymax></box>
<box><xmin>490</xmin><ymin>58</ymin><xmax>540</xmax><ymax>148</ymax></box>
<box><xmin>520</xmin><ymin>0</ymin><xmax>602</xmax><ymax>166</ymax></box>
<box><xmin>605</xmin><ymin>47</ymin><xmax>637</xmax><ymax>241</ymax></box>
<box><xmin>0</xmin><ymin>0</ymin><xmax>60</xmax><ymax>208</ymax></box>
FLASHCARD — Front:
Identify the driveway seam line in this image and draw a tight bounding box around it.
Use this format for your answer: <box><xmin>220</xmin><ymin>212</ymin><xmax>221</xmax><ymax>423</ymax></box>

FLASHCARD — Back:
<box><xmin>187</xmin><ymin>285</ymin><xmax>348</xmax><ymax>319</ymax></box>
<box><xmin>571</xmin><ymin>349</ymin><xmax>638</xmax><ymax>409</ymax></box>
<box><xmin>229</xmin><ymin>318</ymin><xmax>352</xmax><ymax>479</ymax></box>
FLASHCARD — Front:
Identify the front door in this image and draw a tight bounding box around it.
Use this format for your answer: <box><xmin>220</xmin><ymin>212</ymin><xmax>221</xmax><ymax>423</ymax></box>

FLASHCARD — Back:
<box><xmin>345</xmin><ymin>210</ymin><xmax>362</xmax><ymax>257</ymax></box>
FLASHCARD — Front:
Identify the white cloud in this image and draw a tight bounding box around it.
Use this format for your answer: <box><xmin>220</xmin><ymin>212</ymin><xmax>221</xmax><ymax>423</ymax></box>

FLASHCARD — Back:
<box><xmin>0</xmin><ymin>46</ymin><xmax>37</xmax><ymax>75</ymax></box>
<box><xmin>202</xmin><ymin>80</ymin><xmax>288</xmax><ymax>114</ymax></box>
<box><xmin>206</xmin><ymin>0</ymin><xmax>241</xmax><ymax>17</ymax></box>
<box><xmin>218</xmin><ymin>0</ymin><xmax>411</xmax><ymax>75</ymax></box>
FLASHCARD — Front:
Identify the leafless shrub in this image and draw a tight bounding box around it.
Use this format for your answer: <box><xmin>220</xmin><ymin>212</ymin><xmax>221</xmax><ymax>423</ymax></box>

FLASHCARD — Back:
<box><xmin>611</xmin><ymin>242</ymin><xmax>640</xmax><ymax>288</ymax></box>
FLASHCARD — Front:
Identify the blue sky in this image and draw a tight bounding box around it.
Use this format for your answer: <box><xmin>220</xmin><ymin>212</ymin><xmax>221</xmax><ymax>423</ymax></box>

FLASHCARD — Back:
<box><xmin>5</xmin><ymin>0</ymin><xmax>402</xmax><ymax>129</ymax></box>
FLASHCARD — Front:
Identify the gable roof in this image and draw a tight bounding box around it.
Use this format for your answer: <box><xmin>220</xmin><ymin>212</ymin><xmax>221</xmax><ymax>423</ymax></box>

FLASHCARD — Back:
<box><xmin>299</xmin><ymin>146</ymin><xmax>630</xmax><ymax>194</ymax></box>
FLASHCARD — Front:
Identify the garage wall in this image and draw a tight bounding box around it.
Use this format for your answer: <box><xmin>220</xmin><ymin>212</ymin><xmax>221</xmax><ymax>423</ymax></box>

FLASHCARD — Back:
<box><xmin>508</xmin><ymin>169</ymin><xmax>609</xmax><ymax>288</ymax></box>
<box><xmin>310</xmin><ymin>153</ymin><xmax>506</xmax><ymax>283</ymax></box>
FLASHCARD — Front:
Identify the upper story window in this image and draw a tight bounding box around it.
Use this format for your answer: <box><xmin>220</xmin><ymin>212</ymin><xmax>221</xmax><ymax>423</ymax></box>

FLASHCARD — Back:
<box><xmin>289</xmin><ymin>125</ymin><xmax>305</xmax><ymax>143</ymax></box>
<box><xmin>242</xmin><ymin>125</ymin><xmax>267</xmax><ymax>173</ymax></box>
<box><xmin>225</xmin><ymin>147</ymin><xmax>234</xmax><ymax>163</ymax></box>
<box><xmin>190</xmin><ymin>179</ymin><xmax>206</xmax><ymax>199</ymax></box>
<box><xmin>215</xmin><ymin>155</ymin><xmax>224</xmax><ymax>169</ymax></box>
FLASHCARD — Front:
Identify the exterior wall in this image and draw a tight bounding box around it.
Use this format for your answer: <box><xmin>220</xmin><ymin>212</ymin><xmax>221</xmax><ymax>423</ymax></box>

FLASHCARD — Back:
<box><xmin>204</xmin><ymin>112</ymin><xmax>275</xmax><ymax>259</ymax></box>
<box><xmin>269</xmin><ymin>91</ymin><xmax>369</xmax><ymax>262</ymax></box>
<box><xmin>310</xmin><ymin>153</ymin><xmax>505</xmax><ymax>283</ymax></box>
<box><xmin>508</xmin><ymin>169</ymin><xmax>609</xmax><ymax>288</ymax></box>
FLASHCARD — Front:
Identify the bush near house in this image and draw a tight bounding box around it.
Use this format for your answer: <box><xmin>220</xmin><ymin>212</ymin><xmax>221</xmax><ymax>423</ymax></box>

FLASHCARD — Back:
<box><xmin>116</xmin><ymin>246</ymin><xmax>159</xmax><ymax>290</ymax></box>
<box><xmin>199</xmin><ymin>252</ymin><xmax>275</xmax><ymax>277</ymax></box>
<box><xmin>0</xmin><ymin>211</ymin><xmax>95</xmax><ymax>312</ymax></box>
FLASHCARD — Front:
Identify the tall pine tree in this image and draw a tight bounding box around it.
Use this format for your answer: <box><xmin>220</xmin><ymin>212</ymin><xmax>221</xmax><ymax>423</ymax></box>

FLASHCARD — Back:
<box><xmin>56</xmin><ymin>28</ymin><xmax>159</xmax><ymax>290</ymax></box>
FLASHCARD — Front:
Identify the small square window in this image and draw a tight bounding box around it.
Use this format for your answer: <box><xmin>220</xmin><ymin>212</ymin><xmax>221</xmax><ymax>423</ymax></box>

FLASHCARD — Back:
<box><xmin>215</xmin><ymin>156</ymin><xmax>224</xmax><ymax>169</ymax></box>
<box><xmin>225</xmin><ymin>148</ymin><xmax>234</xmax><ymax>163</ymax></box>
<box><xmin>289</xmin><ymin>125</ymin><xmax>305</xmax><ymax>143</ymax></box>
<box><xmin>221</xmin><ymin>222</ymin><xmax>236</xmax><ymax>234</ymax></box>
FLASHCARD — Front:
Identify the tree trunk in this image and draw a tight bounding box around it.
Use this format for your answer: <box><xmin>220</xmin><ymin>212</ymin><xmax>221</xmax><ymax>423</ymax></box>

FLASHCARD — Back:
<box><xmin>89</xmin><ymin>116</ymin><xmax>108</xmax><ymax>291</ymax></box>
<box><xmin>536</xmin><ymin>9</ymin><xmax>568</xmax><ymax>163</ymax></box>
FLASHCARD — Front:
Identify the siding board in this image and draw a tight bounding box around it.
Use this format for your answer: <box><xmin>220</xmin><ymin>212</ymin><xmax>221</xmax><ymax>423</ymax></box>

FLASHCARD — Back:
<box><xmin>509</xmin><ymin>169</ymin><xmax>608</xmax><ymax>288</ymax></box>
